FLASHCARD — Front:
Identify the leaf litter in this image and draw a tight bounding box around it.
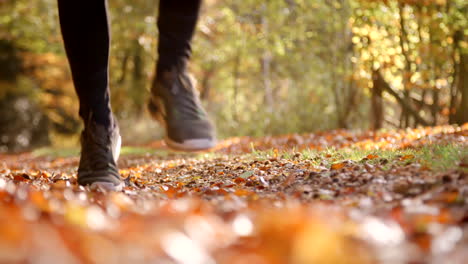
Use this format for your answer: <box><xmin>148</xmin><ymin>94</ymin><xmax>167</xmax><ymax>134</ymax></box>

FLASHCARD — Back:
<box><xmin>0</xmin><ymin>124</ymin><xmax>467</xmax><ymax>263</ymax></box>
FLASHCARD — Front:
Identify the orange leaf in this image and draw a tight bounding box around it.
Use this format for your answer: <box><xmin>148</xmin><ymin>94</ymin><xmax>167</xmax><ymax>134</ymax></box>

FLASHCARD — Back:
<box><xmin>30</xmin><ymin>191</ymin><xmax>50</xmax><ymax>212</ymax></box>
<box><xmin>13</xmin><ymin>174</ymin><xmax>29</xmax><ymax>182</ymax></box>
<box><xmin>414</xmin><ymin>233</ymin><xmax>431</xmax><ymax>252</ymax></box>
<box><xmin>330</xmin><ymin>163</ymin><xmax>345</xmax><ymax>170</ymax></box>
<box><xmin>234</xmin><ymin>189</ymin><xmax>251</xmax><ymax>196</ymax></box>
<box><xmin>434</xmin><ymin>191</ymin><xmax>459</xmax><ymax>203</ymax></box>
<box><xmin>400</xmin><ymin>155</ymin><xmax>415</xmax><ymax>161</ymax></box>
<box><xmin>216</xmin><ymin>188</ymin><xmax>228</xmax><ymax>195</ymax></box>
<box><xmin>234</xmin><ymin>177</ymin><xmax>246</xmax><ymax>184</ymax></box>
<box><xmin>366</xmin><ymin>154</ymin><xmax>379</xmax><ymax>160</ymax></box>
<box><xmin>51</xmin><ymin>180</ymin><xmax>69</xmax><ymax>189</ymax></box>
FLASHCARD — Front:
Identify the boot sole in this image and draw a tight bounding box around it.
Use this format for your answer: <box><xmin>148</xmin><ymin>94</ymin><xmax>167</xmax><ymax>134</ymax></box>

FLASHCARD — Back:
<box><xmin>114</xmin><ymin>135</ymin><xmax>122</xmax><ymax>162</ymax></box>
<box><xmin>148</xmin><ymin>100</ymin><xmax>216</xmax><ymax>152</ymax></box>
<box><xmin>90</xmin><ymin>182</ymin><xmax>124</xmax><ymax>192</ymax></box>
<box><xmin>164</xmin><ymin>137</ymin><xmax>216</xmax><ymax>152</ymax></box>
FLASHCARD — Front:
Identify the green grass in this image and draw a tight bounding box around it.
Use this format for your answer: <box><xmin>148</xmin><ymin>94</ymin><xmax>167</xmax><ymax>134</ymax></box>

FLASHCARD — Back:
<box><xmin>32</xmin><ymin>146</ymin><xmax>169</xmax><ymax>158</ymax></box>
<box><xmin>416</xmin><ymin>143</ymin><xmax>468</xmax><ymax>171</ymax></box>
<box><xmin>31</xmin><ymin>142</ymin><xmax>467</xmax><ymax>172</ymax></box>
<box><xmin>250</xmin><ymin>143</ymin><xmax>467</xmax><ymax>172</ymax></box>
<box><xmin>32</xmin><ymin>147</ymin><xmax>79</xmax><ymax>158</ymax></box>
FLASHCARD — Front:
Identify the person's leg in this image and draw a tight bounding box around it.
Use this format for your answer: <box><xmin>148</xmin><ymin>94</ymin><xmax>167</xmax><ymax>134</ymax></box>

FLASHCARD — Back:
<box><xmin>156</xmin><ymin>0</ymin><xmax>202</xmax><ymax>73</ymax></box>
<box><xmin>149</xmin><ymin>0</ymin><xmax>216</xmax><ymax>151</ymax></box>
<box><xmin>58</xmin><ymin>0</ymin><xmax>122</xmax><ymax>190</ymax></box>
<box><xmin>57</xmin><ymin>0</ymin><xmax>112</xmax><ymax>127</ymax></box>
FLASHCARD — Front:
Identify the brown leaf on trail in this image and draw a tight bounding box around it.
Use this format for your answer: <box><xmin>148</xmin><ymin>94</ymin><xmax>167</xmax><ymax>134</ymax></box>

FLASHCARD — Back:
<box><xmin>163</xmin><ymin>186</ymin><xmax>178</xmax><ymax>198</ymax></box>
<box><xmin>234</xmin><ymin>177</ymin><xmax>246</xmax><ymax>184</ymax></box>
<box><xmin>432</xmin><ymin>191</ymin><xmax>460</xmax><ymax>204</ymax></box>
<box><xmin>216</xmin><ymin>188</ymin><xmax>228</xmax><ymax>195</ymax></box>
<box><xmin>363</xmin><ymin>163</ymin><xmax>374</xmax><ymax>172</ymax></box>
<box><xmin>51</xmin><ymin>179</ymin><xmax>69</xmax><ymax>189</ymax></box>
<box><xmin>0</xmin><ymin>124</ymin><xmax>466</xmax><ymax>263</ymax></box>
<box><xmin>13</xmin><ymin>174</ymin><xmax>30</xmax><ymax>182</ymax></box>
<box><xmin>282</xmin><ymin>172</ymin><xmax>296</xmax><ymax>187</ymax></box>
<box><xmin>460</xmin><ymin>156</ymin><xmax>468</xmax><ymax>168</ymax></box>
<box><xmin>331</xmin><ymin>163</ymin><xmax>346</xmax><ymax>170</ymax></box>
<box><xmin>211</xmin><ymin>182</ymin><xmax>223</xmax><ymax>188</ymax></box>
<box><xmin>341</xmin><ymin>187</ymin><xmax>356</xmax><ymax>195</ymax></box>
<box><xmin>413</xmin><ymin>233</ymin><xmax>432</xmax><ymax>252</ymax></box>
<box><xmin>37</xmin><ymin>171</ymin><xmax>51</xmax><ymax>178</ymax></box>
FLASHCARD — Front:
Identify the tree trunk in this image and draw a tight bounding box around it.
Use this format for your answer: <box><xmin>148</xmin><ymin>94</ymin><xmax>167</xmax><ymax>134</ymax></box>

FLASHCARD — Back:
<box><xmin>233</xmin><ymin>52</ymin><xmax>241</xmax><ymax>122</ymax></box>
<box><xmin>431</xmin><ymin>88</ymin><xmax>439</xmax><ymax>125</ymax></box>
<box><xmin>448</xmin><ymin>30</ymin><xmax>462</xmax><ymax>123</ymax></box>
<box><xmin>329</xmin><ymin>0</ymin><xmax>353</xmax><ymax>129</ymax></box>
<box><xmin>398</xmin><ymin>2</ymin><xmax>413</xmax><ymax>128</ymax></box>
<box><xmin>454</xmin><ymin>50</ymin><xmax>467</xmax><ymax>124</ymax></box>
<box><xmin>261</xmin><ymin>15</ymin><xmax>274</xmax><ymax>112</ymax></box>
<box><xmin>200</xmin><ymin>63</ymin><xmax>215</xmax><ymax>101</ymax></box>
<box><xmin>376</xmin><ymin>70</ymin><xmax>430</xmax><ymax>126</ymax></box>
<box><xmin>132</xmin><ymin>41</ymin><xmax>145</xmax><ymax>113</ymax></box>
<box><xmin>117</xmin><ymin>50</ymin><xmax>130</xmax><ymax>85</ymax></box>
<box><xmin>371</xmin><ymin>70</ymin><xmax>384</xmax><ymax>130</ymax></box>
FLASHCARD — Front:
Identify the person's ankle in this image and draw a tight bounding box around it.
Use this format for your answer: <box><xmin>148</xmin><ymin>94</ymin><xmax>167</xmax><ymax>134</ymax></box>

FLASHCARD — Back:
<box><xmin>156</xmin><ymin>58</ymin><xmax>189</xmax><ymax>75</ymax></box>
<box><xmin>84</xmin><ymin>111</ymin><xmax>115</xmax><ymax>130</ymax></box>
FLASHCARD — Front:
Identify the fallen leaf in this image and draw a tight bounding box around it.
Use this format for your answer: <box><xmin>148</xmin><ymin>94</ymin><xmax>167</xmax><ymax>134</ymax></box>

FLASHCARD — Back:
<box><xmin>239</xmin><ymin>171</ymin><xmax>254</xmax><ymax>179</ymax></box>
<box><xmin>331</xmin><ymin>163</ymin><xmax>346</xmax><ymax>170</ymax></box>
<box><xmin>400</xmin><ymin>155</ymin><xmax>415</xmax><ymax>161</ymax></box>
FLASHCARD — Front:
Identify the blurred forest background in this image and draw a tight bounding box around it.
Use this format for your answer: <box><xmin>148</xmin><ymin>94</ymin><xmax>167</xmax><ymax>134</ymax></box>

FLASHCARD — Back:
<box><xmin>0</xmin><ymin>0</ymin><xmax>466</xmax><ymax>152</ymax></box>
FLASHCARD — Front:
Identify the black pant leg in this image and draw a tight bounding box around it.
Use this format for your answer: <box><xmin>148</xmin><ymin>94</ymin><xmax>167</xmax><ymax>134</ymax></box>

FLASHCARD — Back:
<box><xmin>157</xmin><ymin>0</ymin><xmax>202</xmax><ymax>73</ymax></box>
<box><xmin>58</xmin><ymin>0</ymin><xmax>112</xmax><ymax>127</ymax></box>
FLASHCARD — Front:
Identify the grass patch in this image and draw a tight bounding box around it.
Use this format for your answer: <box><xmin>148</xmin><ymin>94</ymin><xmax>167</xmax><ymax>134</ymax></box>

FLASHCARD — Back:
<box><xmin>32</xmin><ymin>147</ymin><xmax>79</xmax><ymax>158</ymax></box>
<box><xmin>31</xmin><ymin>142</ymin><xmax>467</xmax><ymax>172</ymax></box>
<box><xmin>416</xmin><ymin>143</ymin><xmax>468</xmax><ymax>171</ymax></box>
<box><xmin>32</xmin><ymin>146</ymin><xmax>169</xmax><ymax>158</ymax></box>
<box><xmin>250</xmin><ymin>143</ymin><xmax>467</xmax><ymax>171</ymax></box>
<box><xmin>121</xmin><ymin>146</ymin><xmax>168</xmax><ymax>157</ymax></box>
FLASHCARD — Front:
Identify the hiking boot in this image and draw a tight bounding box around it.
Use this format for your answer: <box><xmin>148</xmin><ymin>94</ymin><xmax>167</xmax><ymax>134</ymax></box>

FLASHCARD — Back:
<box><xmin>148</xmin><ymin>67</ymin><xmax>216</xmax><ymax>151</ymax></box>
<box><xmin>77</xmin><ymin>115</ymin><xmax>123</xmax><ymax>191</ymax></box>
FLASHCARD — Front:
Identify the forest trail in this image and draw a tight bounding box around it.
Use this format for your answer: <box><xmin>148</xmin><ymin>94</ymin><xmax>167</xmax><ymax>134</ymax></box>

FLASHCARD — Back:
<box><xmin>0</xmin><ymin>124</ymin><xmax>467</xmax><ymax>264</ymax></box>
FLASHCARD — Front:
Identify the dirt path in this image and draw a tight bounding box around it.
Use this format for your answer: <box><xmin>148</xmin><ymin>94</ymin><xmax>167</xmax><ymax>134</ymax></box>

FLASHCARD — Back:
<box><xmin>0</xmin><ymin>125</ymin><xmax>467</xmax><ymax>264</ymax></box>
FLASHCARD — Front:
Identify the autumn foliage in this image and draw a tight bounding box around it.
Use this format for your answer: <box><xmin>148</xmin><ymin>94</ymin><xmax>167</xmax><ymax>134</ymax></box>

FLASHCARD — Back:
<box><xmin>0</xmin><ymin>124</ymin><xmax>467</xmax><ymax>263</ymax></box>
